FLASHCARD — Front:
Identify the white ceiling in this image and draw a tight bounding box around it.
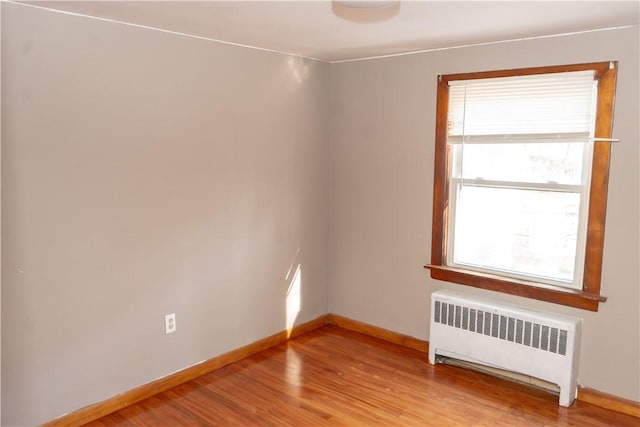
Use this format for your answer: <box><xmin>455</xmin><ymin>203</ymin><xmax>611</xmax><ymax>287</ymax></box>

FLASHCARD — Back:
<box><xmin>22</xmin><ymin>1</ymin><xmax>640</xmax><ymax>62</ymax></box>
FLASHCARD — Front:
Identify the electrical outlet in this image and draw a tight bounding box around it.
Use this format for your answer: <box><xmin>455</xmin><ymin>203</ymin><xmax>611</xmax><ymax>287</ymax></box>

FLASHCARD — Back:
<box><xmin>165</xmin><ymin>313</ymin><xmax>176</xmax><ymax>334</ymax></box>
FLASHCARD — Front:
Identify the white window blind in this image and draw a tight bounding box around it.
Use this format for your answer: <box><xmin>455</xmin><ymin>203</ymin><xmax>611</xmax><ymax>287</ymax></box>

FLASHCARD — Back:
<box><xmin>447</xmin><ymin>70</ymin><xmax>597</xmax><ymax>139</ymax></box>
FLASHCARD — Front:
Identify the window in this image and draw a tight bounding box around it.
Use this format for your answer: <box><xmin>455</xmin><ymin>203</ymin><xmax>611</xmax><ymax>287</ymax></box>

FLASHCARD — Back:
<box><xmin>427</xmin><ymin>62</ymin><xmax>618</xmax><ymax>311</ymax></box>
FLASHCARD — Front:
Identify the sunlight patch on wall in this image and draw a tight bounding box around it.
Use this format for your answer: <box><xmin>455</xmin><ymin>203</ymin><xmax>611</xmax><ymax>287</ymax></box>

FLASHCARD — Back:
<box><xmin>286</xmin><ymin>264</ymin><xmax>302</xmax><ymax>336</ymax></box>
<box><xmin>288</xmin><ymin>57</ymin><xmax>309</xmax><ymax>83</ymax></box>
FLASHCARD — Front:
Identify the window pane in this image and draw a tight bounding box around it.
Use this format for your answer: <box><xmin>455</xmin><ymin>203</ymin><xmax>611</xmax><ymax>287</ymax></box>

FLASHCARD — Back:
<box><xmin>452</xmin><ymin>142</ymin><xmax>586</xmax><ymax>185</ymax></box>
<box><xmin>452</xmin><ymin>186</ymin><xmax>580</xmax><ymax>285</ymax></box>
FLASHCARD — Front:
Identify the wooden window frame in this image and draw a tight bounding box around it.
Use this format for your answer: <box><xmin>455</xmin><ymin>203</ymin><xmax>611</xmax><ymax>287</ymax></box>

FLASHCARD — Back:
<box><xmin>426</xmin><ymin>62</ymin><xmax>618</xmax><ymax>312</ymax></box>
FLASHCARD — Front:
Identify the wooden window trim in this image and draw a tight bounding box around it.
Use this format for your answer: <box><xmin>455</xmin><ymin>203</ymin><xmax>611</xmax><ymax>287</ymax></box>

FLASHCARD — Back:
<box><xmin>426</xmin><ymin>62</ymin><xmax>618</xmax><ymax>312</ymax></box>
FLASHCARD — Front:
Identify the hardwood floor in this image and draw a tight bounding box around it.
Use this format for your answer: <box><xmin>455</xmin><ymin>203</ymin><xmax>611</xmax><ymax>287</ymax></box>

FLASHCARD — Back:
<box><xmin>85</xmin><ymin>325</ymin><xmax>638</xmax><ymax>426</ymax></box>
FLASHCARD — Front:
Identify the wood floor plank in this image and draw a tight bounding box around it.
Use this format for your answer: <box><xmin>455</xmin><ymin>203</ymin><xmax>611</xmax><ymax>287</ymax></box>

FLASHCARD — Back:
<box><xmin>84</xmin><ymin>325</ymin><xmax>638</xmax><ymax>426</ymax></box>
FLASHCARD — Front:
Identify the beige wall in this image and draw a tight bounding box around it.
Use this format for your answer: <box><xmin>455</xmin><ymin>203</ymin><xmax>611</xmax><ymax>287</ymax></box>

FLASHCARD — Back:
<box><xmin>0</xmin><ymin>2</ymin><xmax>3</xmax><ymax>423</ymax></box>
<box><xmin>330</xmin><ymin>26</ymin><xmax>640</xmax><ymax>401</ymax></box>
<box><xmin>2</xmin><ymin>2</ymin><xmax>639</xmax><ymax>425</ymax></box>
<box><xmin>1</xmin><ymin>3</ymin><xmax>330</xmax><ymax>425</ymax></box>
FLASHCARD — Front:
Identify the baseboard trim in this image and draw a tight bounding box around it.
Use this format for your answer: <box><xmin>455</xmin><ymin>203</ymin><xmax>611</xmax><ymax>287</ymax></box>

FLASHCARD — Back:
<box><xmin>42</xmin><ymin>313</ymin><xmax>638</xmax><ymax>425</ymax></box>
<box><xmin>43</xmin><ymin>314</ymin><xmax>330</xmax><ymax>427</ymax></box>
<box><xmin>578</xmin><ymin>387</ymin><xmax>640</xmax><ymax>418</ymax></box>
<box><xmin>327</xmin><ymin>313</ymin><xmax>429</xmax><ymax>353</ymax></box>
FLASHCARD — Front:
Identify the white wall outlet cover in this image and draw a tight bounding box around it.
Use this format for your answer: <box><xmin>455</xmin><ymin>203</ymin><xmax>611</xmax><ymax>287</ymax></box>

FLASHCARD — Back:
<box><xmin>165</xmin><ymin>313</ymin><xmax>177</xmax><ymax>334</ymax></box>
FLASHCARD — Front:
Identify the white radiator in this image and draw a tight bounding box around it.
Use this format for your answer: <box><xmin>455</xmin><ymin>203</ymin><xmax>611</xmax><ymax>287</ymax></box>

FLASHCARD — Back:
<box><xmin>429</xmin><ymin>290</ymin><xmax>582</xmax><ymax>407</ymax></box>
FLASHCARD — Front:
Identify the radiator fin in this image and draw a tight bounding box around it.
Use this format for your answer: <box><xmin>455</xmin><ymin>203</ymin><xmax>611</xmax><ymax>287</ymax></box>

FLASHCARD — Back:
<box><xmin>433</xmin><ymin>302</ymin><xmax>568</xmax><ymax>356</ymax></box>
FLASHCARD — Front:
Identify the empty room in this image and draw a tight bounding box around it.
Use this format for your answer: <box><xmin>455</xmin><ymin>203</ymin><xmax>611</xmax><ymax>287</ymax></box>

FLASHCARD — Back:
<box><xmin>1</xmin><ymin>1</ymin><xmax>639</xmax><ymax>426</ymax></box>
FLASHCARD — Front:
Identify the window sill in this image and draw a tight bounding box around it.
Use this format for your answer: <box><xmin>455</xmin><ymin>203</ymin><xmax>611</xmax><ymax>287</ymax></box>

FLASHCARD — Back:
<box><xmin>424</xmin><ymin>264</ymin><xmax>606</xmax><ymax>312</ymax></box>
